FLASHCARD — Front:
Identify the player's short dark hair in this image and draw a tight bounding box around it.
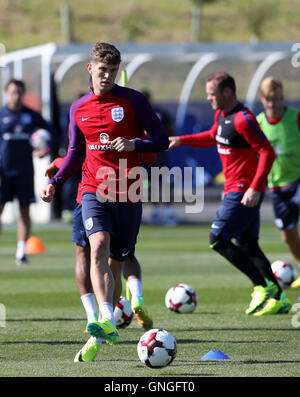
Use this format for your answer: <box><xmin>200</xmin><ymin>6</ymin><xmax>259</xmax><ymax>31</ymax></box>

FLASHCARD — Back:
<box><xmin>206</xmin><ymin>72</ymin><xmax>236</xmax><ymax>95</ymax></box>
<box><xmin>5</xmin><ymin>78</ymin><xmax>26</xmax><ymax>93</ymax></box>
<box><xmin>90</xmin><ymin>42</ymin><xmax>121</xmax><ymax>65</ymax></box>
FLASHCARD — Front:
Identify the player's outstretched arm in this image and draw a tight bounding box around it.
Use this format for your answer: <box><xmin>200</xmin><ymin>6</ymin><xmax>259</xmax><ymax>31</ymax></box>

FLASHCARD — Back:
<box><xmin>168</xmin><ymin>136</ymin><xmax>181</xmax><ymax>150</ymax></box>
<box><xmin>40</xmin><ymin>183</ymin><xmax>55</xmax><ymax>203</ymax></box>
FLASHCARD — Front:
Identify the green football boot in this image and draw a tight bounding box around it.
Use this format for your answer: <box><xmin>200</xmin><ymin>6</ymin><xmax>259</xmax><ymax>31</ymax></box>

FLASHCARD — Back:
<box><xmin>253</xmin><ymin>292</ymin><xmax>292</xmax><ymax>316</ymax></box>
<box><xmin>87</xmin><ymin>319</ymin><xmax>119</xmax><ymax>344</ymax></box>
<box><xmin>131</xmin><ymin>296</ymin><xmax>153</xmax><ymax>330</ymax></box>
<box><xmin>245</xmin><ymin>280</ymin><xmax>278</xmax><ymax>315</ymax></box>
<box><xmin>74</xmin><ymin>337</ymin><xmax>101</xmax><ymax>362</ymax></box>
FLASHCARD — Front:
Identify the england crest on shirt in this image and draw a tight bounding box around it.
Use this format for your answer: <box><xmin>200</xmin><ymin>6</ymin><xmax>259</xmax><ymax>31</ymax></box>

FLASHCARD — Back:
<box><xmin>111</xmin><ymin>107</ymin><xmax>124</xmax><ymax>122</ymax></box>
<box><xmin>84</xmin><ymin>217</ymin><xmax>93</xmax><ymax>231</ymax></box>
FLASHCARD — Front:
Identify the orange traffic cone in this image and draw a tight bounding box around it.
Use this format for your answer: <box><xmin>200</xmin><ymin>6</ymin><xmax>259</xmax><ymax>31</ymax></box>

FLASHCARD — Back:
<box><xmin>25</xmin><ymin>236</ymin><xmax>46</xmax><ymax>254</ymax></box>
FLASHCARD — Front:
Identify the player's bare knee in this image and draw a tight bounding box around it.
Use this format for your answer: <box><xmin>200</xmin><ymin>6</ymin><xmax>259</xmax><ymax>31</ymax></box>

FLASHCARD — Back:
<box><xmin>89</xmin><ymin>232</ymin><xmax>109</xmax><ymax>259</ymax></box>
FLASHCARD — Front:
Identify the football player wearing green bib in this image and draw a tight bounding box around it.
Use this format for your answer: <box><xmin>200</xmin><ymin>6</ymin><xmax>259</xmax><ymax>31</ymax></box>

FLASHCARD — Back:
<box><xmin>257</xmin><ymin>77</ymin><xmax>300</xmax><ymax>290</ymax></box>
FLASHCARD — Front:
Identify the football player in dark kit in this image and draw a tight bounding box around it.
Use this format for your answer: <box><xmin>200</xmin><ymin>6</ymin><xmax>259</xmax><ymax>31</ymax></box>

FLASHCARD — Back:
<box><xmin>169</xmin><ymin>72</ymin><xmax>292</xmax><ymax>316</ymax></box>
<box><xmin>0</xmin><ymin>79</ymin><xmax>58</xmax><ymax>265</ymax></box>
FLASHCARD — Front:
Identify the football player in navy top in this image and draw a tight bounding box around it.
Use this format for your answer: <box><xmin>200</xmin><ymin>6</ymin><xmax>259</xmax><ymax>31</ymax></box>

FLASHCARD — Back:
<box><xmin>0</xmin><ymin>79</ymin><xmax>58</xmax><ymax>265</ymax></box>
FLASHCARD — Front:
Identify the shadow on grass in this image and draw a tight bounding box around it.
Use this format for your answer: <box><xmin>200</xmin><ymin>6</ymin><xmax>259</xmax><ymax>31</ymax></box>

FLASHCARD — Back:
<box><xmin>0</xmin><ymin>335</ymin><xmax>288</xmax><ymax>347</ymax></box>
<box><xmin>175</xmin><ymin>327</ymin><xmax>300</xmax><ymax>332</ymax></box>
<box><xmin>0</xmin><ymin>340</ymin><xmax>83</xmax><ymax>345</ymax></box>
<box><xmin>176</xmin><ymin>338</ymin><xmax>285</xmax><ymax>344</ymax></box>
<box><xmin>6</xmin><ymin>318</ymin><xmax>84</xmax><ymax>322</ymax></box>
<box><xmin>231</xmin><ymin>359</ymin><xmax>300</xmax><ymax>365</ymax></box>
<box><xmin>175</xmin><ymin>358</ymin><xmax>300</xmax><ymax>365</ymax></box>
<box><xmin>170</xmin><ymin>373</ymin><xmax>214</xmax><ymax>377</ymax></box>
<box><xmin>188</xmin><ymin>312</ymin><xmax>221</xmax><ymax>315</ymax></box>
<box><xmin>134</xmin><ymin>356</ymin><xmax>300</xmax><ymax>375</ymax></box>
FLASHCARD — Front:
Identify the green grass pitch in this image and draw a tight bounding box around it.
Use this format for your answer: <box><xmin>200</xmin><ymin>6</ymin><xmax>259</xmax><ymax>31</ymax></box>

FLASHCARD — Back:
<box><xmin>0</xmin><ymin>223</ymin><xmax>300</xmax><ymax>378</ymax></box>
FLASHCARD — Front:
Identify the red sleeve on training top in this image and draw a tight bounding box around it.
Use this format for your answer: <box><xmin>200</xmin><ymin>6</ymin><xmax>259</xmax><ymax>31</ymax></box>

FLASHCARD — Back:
<box><xmin>234</xmin><ymin>109</ymin><xmax>275</xmax><ymax>192</ymax></box>
<box><xmin>179</xmin><ymin>110</ymin><xmax>220</xmax><ymax>147</ymax></box>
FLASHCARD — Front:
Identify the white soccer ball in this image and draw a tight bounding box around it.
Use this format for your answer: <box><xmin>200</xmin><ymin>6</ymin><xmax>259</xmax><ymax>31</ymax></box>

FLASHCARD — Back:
<box><xmin>271</xmin><ymin>260</ymin><xmax>297</xmax><ymax>289</ymax></box>
<box><xmin>165</xmin><ymin>283</ymin><xmax>198</xmax><ymax>313</ymax></box>
<box><xmin>114</xmin><ymin>296</ymin><xmax>133</xmax><ymax>329</ymax></box>
<box><xmin>137</xmin><ymin>328</ymin><xmax>177</xmax><ymax>369</ymax></box>
<box><xmin>30</xmin><ymin>128</ymin><xmax>51</xmax><ymax>149</ymax></box>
